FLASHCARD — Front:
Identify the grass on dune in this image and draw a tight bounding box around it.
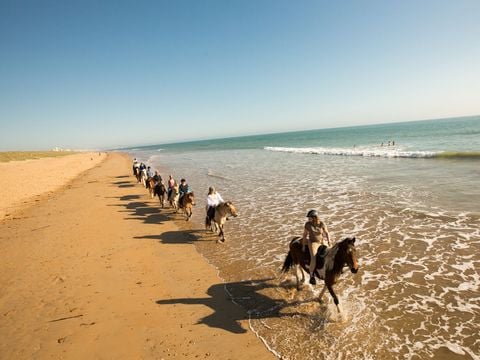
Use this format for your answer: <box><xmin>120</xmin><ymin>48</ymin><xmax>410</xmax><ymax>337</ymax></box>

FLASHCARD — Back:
<box><xmin>0</xmin><ymin>151</ymin><xmax>76</xmax><ymax>163</ymax></box>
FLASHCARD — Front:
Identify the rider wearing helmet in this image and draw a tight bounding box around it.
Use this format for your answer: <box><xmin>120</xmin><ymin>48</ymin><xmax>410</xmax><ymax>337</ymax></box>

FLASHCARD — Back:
<box><xmin>178</xmin><ymin>178</ymin><xmax>190</xmax><ymax>203</ymax></box>
<box><xmin>302</xmin><ymin>209</ymin><xmax>330</xmax><ymax>285</ymax></box>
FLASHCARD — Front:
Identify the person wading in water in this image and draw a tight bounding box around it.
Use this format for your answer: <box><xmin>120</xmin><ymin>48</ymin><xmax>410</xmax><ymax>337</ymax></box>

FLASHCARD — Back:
<box><xmin>302</xmin><ymin>209</ymin><xmax>330</xmax><ymax>285</ymax></box>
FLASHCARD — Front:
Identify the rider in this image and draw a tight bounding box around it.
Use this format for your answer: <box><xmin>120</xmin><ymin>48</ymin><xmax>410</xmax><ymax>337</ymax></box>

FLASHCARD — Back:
<box><xmin>178</xmin><ymin>178</ymin><xmax>190</xmax><ymax>203</ymax></box>
<box><xmin>302</xmin><ymin>209</ymin><xmax>330</xmax><ymax>285</ymax></box>
<box><xmin>146</xmin><ymin>166</ymin><xmax>154</xmax><ymax>179</ymax></box>
<box><xmin>132</xmin><ymin>158</ymin><xmax>140</xmax><ymax>176</ymax></box>
<box><xmin>153</xmin><ymin>171</ymin><xmax>162</xmax><ymax>184</ymax></box>
<box><xmin>167</xmin><ymin>175</ymin><xmax>177</xmax><ymax>199</ymax></box>
<box><xmin>206</xmin><ymin>186</ymin><xmax>224</xmax><ymax>226</ymax></box>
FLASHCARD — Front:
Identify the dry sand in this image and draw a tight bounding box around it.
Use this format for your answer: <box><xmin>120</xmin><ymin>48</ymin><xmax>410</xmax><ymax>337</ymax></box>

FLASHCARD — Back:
<box><xmin>0</xmin><ymin>152</ymin><xmax>274</xmax><ymax>359</ymax></box>
<box><xmin>0</xmin><ymin>152</ymin><xmax>106</xmax><ymax>220</ymax></box>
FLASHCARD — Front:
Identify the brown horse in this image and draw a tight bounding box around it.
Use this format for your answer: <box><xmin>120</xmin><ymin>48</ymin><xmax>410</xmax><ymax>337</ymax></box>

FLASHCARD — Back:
<box><xmin>177</xmin><ymin>192</ymin><xmax>195</xmax><ymax>221</ymax></box>
<box><xmin>154</xmin><ymin>183</ymin><xmax>167</xmax><ymax>208</ymax></box>
<box><xmin>281</xmin><ymin>236</ymin><xmax>359</xmax><ymax>313</ymax></box>
<box><xmin>206</xmin><ymin>201</ymin><xmax>238</xmax><ymax>242</ymax></box>
<box><xmin>146</xmin><ymin>177</ymin><xmax>156</xmax><ymax>198</ymax></box>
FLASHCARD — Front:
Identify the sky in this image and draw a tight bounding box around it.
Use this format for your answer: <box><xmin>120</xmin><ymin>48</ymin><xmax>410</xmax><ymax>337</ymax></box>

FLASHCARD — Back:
<box><xmin>1</xmin><ymin>0</ymin><xmax>479</xmax><ymax>150</ymax></box>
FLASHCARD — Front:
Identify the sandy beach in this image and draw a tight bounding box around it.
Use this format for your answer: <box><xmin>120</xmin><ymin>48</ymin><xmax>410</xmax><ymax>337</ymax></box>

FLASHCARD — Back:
<box><xmin>0</xmin><ymin>152</ymin><xmax>106</xmax><ymax>220</ymax></box>
<box><xmin>0</xmin><ymin>152</ymin><xmax>274</xmax><ymax>359</ymax></box>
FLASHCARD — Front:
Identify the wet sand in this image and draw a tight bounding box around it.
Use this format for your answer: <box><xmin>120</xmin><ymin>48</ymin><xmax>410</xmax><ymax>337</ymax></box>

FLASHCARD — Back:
<box><xmin>0</xmin><ymin>152</ymin><xmax>274</xmax><ymax>359</ymax></box>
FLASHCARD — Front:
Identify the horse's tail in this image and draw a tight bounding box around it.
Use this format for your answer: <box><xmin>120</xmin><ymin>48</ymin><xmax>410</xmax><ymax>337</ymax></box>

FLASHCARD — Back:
<box><xmin>281</xmin><ymin>251</ymin><xmax>293</xmax><ymax>273</ymax></box>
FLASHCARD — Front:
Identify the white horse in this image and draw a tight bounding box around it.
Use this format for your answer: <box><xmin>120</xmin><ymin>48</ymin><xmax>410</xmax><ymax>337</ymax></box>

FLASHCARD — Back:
<box><xmin>168</xmin><ymin>185</ymin><xmax>179</xmax><ymax>210</ymax></box>
<box><xmin>140</xmin><ymin>168</ymin><xmax>148</xmax><ymax>187</ymax></box>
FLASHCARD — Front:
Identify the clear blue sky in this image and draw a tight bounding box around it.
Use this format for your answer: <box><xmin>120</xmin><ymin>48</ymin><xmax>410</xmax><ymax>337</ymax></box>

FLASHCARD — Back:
<box><xmin>1</xmin><ymin>0</ymin><xmax>479</xmax><ymax>150</ymax></box>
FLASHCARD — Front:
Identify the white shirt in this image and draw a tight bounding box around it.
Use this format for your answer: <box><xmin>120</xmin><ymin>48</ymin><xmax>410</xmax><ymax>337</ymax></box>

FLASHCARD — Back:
<box><xmin>207</xmin><ymin>192</ymin><xmax>224</xmax><ymax>207</ymax></box>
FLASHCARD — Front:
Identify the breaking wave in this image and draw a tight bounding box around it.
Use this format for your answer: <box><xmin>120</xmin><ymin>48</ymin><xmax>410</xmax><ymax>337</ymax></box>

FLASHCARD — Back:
<box><xmin>264</xmin><ymin>147</ymin><xmax>480</xmax><ymax>160</ymax></box>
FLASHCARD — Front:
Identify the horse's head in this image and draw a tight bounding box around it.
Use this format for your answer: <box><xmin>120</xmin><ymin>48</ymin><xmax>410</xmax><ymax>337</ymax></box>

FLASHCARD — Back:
<box><xmin>187</xmin><ymin>192</ymin><xmax>195</xmax><ymax>206</ymax></box>
<box><xmin>225</xmin><ymin>201</ymin><xmax>238</xmax><ymax>217</ymax></box>
<box><xmin>341</xmin><ymin>237</ymin><xmax>359</xmax><ymax>273</ymax></box>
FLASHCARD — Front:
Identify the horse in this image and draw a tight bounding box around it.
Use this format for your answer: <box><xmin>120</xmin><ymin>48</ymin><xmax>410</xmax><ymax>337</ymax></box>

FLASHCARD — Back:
<box><xmin>205</xmin><ymin>201</ymin><xmax>238</xmax><ymax>242</ymax></box>
<box><xmin>168</xmin><ymin>185</ymin><xmax>179</xmax><ymax>210</ymax></box>
<box><xmin>281</xmin><ymin>236</ymin><xmax>359</xmax><ymax>313</ymax></box>
<box><xmin>140</xmin><ymin>169</ymin><xmax>148</xmax><ymax>187</ymax></box>
<box><xmin>135</xmin><ymin>168</ymin><xmax>142</xmax><ymax>183</ymax></box>
<box><xmin>154</xmin><ymin>183</ymin><xmax>167</xmax><ymax>208</ymax></box>
<box><xmin>177</xmin><ymin>192</ymin><xmax>195</xmax><ymax>221</ymax></box>
<box><xmin>146</xmin><ymin>177</ymin><xmax>156</xmax><ymax>198</ymax></box>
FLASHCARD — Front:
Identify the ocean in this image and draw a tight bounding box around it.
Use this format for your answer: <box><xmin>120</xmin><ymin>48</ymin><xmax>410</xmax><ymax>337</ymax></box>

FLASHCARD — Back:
<box><xmin>126</xmin><ymin>115</ymin><xmax>480</xmax><ymax>359</ymax></box>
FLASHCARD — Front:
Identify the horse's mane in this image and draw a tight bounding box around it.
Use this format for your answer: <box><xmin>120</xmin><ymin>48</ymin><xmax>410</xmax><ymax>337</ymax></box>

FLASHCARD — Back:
<box><xmin>324</xmin><ymin>244</ymin><xmax>339</xmax><ymax>273</ymax></box>
<box><xmin>324</xmin><ymin>238</ymin><xmax>353</xmax><ymax>275</ymax></box>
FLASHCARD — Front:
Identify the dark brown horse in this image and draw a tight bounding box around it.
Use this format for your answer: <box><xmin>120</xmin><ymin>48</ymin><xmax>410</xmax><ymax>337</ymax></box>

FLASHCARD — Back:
<box><xmin>177</xmin><ymin>192</ymin><xmax>195</xmax><ymax>221</ymax></box>
<box><xmin>154</xmin><ymin>183</ymin><xmax>167</xmax><ymax>208</ymax></box>
<box><xmin>282</xmin><ymin>236</ymin><xmax>359</xmax><ymax>313</ymax></box>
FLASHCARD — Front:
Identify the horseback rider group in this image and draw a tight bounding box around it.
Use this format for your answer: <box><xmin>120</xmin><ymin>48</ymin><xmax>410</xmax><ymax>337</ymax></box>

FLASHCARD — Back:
<box><xmin>132</xmin><ymin>159</ymin><xmax>337</xmax><ymax>285</ymax></box>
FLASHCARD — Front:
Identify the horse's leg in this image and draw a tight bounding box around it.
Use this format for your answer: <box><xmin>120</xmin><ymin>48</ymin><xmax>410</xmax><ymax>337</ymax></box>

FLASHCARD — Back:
<box><xmin>318</xmin><ymin>284</ymin><xmax>327</xmax><ymax>303</ymax></box>
<box><xmin>300</xmin><ymin>265</ymin><xmax>306</xmax><ymax>285</ymax></box>
<box><xmin>219</xmin><ymin>224</ymin><xmax>225</xmax><ymax>242</ymax></box>
<box><xmin>295</xmin><ymin>264</ymin><xmax>301</xmax><ymax>291</ymax></box>
<box><xmin>327</xmin><ymin>284</ymin><xmax>341</xmax><ymax>313</ymax></box>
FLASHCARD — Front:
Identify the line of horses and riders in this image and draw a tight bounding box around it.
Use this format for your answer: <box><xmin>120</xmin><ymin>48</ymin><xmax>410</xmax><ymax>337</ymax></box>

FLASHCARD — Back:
<box><xmin>131</xmin><ymin>158</ymin><xmax>359</xmax><ymax>313</ymax></box>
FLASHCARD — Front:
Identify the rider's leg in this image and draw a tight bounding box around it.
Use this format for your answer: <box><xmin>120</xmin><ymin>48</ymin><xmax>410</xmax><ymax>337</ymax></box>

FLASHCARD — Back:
<box><xmin>207</xmin><ymin>206</ymin><xmax>215</xmax><ymax>221</ymax></box>
<box><xmin>308</xmin><ymin>242</ymin><xmax>321</xmax><ymax>285</ymax></box>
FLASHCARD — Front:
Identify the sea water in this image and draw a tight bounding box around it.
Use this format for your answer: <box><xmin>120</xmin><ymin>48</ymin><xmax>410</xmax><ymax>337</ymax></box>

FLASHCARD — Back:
<box><xmin>126</xmin><ymin>115</ymin><xmax>480</xmax><ymax>359</ymax></box>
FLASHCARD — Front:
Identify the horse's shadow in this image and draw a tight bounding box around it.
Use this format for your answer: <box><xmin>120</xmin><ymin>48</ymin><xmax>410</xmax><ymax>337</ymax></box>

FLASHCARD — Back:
<box><xmin>111</xmin><ymin>180</ymin><xmax>135</xmax><ymax>188</ymax></box>
<box><xmin>156</xmin><ymin>278</ymin><xmax>309</xmax><ymax>334</ymax></box>
<box><xmin>108</xmin><ymin>200</ymin><xmax>170</xmax><ymax>224</ymax></box>
<box><xmin>135</xmin><ymin>229</ymin><xmax>206</xmax><ymax>244</ymax></box>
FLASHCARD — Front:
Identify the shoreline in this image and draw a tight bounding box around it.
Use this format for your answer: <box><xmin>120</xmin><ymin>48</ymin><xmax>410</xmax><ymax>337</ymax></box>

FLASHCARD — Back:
<box><xmin>0</xmin><ymin>152</ymin><xmax>274</xmax><ymax>359</ymax></box>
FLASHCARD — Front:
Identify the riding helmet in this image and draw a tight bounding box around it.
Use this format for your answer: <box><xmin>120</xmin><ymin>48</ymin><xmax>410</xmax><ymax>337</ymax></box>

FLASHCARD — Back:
<box><xmin>306</xmin><ymin>209</ymin><xmax>318</xmax><ymax>218</ymax></box>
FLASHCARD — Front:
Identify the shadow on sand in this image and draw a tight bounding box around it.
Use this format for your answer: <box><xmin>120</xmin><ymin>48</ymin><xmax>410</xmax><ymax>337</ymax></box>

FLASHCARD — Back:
<box><xmin>156</xmin><ymin>278</ymin><xmax>310</xmax><ymax>334</ymax></box>
<box><xmin>134</xmin><ymin>229</ymin><xmax>211</xmax><ymax>244</ymax></box>
<box><xmin>111</xmin><ymin>180</ymin><xmax>135</xmax><ymax>188</ymax></box>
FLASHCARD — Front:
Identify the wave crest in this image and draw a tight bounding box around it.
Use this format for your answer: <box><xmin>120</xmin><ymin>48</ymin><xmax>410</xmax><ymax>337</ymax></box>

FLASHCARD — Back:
<box><xmin>264</xmin><ymin>147</ymin><xmax>480</xmax><ymax>159</ymax></box>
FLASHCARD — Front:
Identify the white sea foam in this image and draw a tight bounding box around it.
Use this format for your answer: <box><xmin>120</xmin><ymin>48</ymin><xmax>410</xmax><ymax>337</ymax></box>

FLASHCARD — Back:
<box><xmin>132</xmin><ymin>145</ymin><xmax>480</xmax><ymax>360</ymax></box>
<box><xmin>264</xmin><ymin>146</ymin><xmax>438</xmax><ymax>158</ymax></box>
